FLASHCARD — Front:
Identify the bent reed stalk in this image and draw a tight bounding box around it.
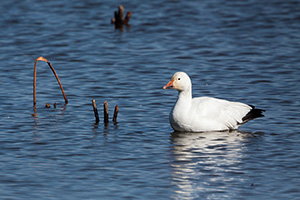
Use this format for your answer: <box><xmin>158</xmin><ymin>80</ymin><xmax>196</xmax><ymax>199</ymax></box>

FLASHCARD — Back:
<box><xmin>33</xmin><ymin>56</ymin><xmax>68</xmax><ymax>106</ymax></box>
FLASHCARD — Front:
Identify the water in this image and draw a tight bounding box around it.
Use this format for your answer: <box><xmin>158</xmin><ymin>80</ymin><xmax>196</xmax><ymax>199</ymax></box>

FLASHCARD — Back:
<box><xmin>0</xmin><ymin>0</ymin><xmax>300</xmax><ymax>199</ymax></box>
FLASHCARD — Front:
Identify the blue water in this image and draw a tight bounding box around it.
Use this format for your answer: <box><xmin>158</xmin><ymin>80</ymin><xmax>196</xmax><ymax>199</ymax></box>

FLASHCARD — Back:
<box><xmin>1</xmin><ymin>0</ymin><xmax>300</xmax><ymax>199</ymax></box>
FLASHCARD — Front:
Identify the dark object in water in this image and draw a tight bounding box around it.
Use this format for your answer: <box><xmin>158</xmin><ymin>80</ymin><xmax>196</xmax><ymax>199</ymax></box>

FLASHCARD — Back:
<box><xmin>92</xmin><ymin>99</ymin><xmax>119</xmax><ymax>125</ymax></box>
<box><xmin>92</xmin><ymin>99</ymin><xmax>100</xmax><ymax>124</ymax></box>
<box><xmin>111</xmin><ymin>5</ymin><xmax>131</xmax><ymax>28</ymax></box>
<box><xmin>113</xmin><ymin>105</ymin><xmax>119</xmax><ymax>122</ymax></box>
<box><xmin>104</xmin><ymin>101</ymin><xmax>109</xmax><ymax>124</ymax></box>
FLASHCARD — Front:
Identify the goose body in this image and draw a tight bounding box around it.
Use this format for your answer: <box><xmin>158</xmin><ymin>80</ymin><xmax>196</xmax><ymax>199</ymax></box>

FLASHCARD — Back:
<box><xmin>163</xmin><ymin>72</ymin><xmax>265</xmax><ymax>132</ymax></box>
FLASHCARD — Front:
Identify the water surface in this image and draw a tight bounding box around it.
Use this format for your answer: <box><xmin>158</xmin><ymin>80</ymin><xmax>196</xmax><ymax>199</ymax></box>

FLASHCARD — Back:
<box><xmin>0</xmin><ymin>0</ymin><xmax>300</xmax><ymax>199</ymax></box>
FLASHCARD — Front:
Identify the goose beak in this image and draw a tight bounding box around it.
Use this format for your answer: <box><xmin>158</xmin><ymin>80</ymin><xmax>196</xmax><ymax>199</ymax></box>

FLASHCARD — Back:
<box><xmin>163</xmin><ymin>80</ymin><xmax>174</xmax><ymax>89</ymax></box>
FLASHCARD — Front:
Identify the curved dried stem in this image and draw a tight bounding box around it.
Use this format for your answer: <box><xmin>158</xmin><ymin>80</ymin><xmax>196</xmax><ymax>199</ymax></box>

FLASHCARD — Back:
<box><xmin>33</xmin><ymin>56</ymin><xmax>68</xmax><ymax>106</ymax></box>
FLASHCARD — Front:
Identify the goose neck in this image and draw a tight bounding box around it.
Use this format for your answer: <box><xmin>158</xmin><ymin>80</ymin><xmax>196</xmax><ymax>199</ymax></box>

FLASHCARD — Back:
<box><xmin>178</xmin><ymin>89</ymin><xmax>192</xmax><ymax>102</ymax></box>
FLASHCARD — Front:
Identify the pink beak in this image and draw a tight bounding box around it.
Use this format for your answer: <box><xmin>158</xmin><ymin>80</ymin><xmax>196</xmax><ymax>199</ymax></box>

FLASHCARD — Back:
<box><xmin>163</xmin><ymin>80</ymin><xmax>174</xmax><ymax>89</ymax></box>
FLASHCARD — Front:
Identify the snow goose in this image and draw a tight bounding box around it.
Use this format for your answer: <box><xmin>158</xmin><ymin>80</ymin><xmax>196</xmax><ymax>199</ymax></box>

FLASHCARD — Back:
<box><xmin>163</xmin><ymin>72</ymin><xmax>265</xmax><ymax>132</ymax></box>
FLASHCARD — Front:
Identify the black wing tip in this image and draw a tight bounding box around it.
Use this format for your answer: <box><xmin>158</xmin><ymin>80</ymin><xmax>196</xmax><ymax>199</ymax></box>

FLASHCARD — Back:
<box><xmin>242</xmin><ymin>106</ymin><xmax>265</xmax><ymax>123</ymax></box>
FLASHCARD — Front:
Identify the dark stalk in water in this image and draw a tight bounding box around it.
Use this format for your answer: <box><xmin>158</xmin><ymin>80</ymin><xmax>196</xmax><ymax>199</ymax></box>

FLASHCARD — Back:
<box><xmin>92</xmin><ymin>99</ymin><xmax>100</xmax><ymax>124</ymax></box>
<box><xmin>111</xmin><ymin>5</ymin><xmax>132</xmax><ymax>29</ymax></box>
<box><xmin>113</xmin><ymin>105</ymin><xmax>119</xmax><ymax>122</ymax></box>
<box><xmin>104</xmin><ymin>101</ymin><xmax>109</xmax><ymax>124</ymax></box>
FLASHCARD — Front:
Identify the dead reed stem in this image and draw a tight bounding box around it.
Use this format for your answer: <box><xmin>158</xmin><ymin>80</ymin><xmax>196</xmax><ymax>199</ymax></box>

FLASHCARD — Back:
<box><xmin>33</xmin><ymin>56</ymin><xmax>68</xmax><ymax>106</ymax></box>
<box><xmin>104</xmin><ymin>101</ymin><xmax>109</xmax><ymax>124</ymax></box>
<box><xmin>113</xmin><ymin>105</ymin><xmax>119</xmax><ymax>122</ymax></box>
<box><xmin>112</xmin><ymin>5</ymin><xmax>132</xmax><ymax>28</ymax></box>
<box><xmin>92</xmin><ymin>99</ymin><xmax>100</xmax><ymax>123</ymax></box>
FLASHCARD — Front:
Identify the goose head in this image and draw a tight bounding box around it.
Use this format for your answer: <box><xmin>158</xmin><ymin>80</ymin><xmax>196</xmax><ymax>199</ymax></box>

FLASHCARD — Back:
<box><xmin>163</xmin><ymin>72</ymin><xmax>192</xmax><ymax>92</ymax></box>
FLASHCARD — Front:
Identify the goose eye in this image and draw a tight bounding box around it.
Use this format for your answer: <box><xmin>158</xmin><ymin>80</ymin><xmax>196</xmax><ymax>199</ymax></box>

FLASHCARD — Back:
<box><xmin>178</xmin><ymin>78</ymin><xmax>181</xmax><ymax>80</ymax></box>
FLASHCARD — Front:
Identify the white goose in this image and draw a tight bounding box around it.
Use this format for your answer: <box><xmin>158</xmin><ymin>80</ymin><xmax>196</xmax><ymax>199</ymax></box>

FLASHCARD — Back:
<box><xmin>163</xmin><ymin>72</ymin><xmax>265</xmax><ymax>132</ymax></box>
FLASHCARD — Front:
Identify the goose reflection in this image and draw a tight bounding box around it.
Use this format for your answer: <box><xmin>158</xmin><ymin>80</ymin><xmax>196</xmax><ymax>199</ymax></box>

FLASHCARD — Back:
<box><xmin>170</xmin><ymin>130</ymin><xmax>259</xmax><ymax>199</ymax></box>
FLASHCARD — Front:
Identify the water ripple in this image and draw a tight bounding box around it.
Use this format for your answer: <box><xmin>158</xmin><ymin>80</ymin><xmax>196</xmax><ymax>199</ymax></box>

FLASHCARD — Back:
<box><xmin>0</xmin><ymin>0</ymin><xmax>300</xmax><ymax>199</ymax></box>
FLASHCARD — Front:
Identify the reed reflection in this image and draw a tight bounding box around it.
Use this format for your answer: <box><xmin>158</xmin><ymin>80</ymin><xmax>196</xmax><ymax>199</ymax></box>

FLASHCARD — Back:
<box><xmin>31</xmin><ymin>104</ymin><xmax>67</xmax><ymax>127</ymax></box>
